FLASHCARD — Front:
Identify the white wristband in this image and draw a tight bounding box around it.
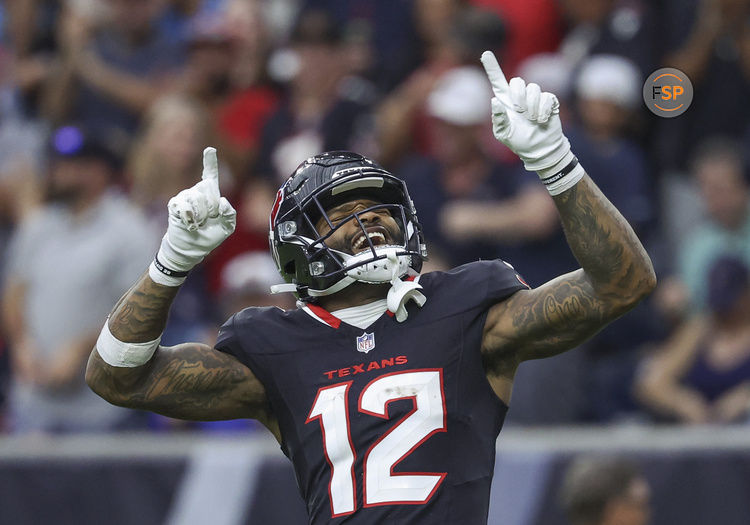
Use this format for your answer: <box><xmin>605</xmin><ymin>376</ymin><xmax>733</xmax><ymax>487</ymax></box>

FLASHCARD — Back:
<box><xmin>96</xmin><ymin>320</ymin><xmax>161</xmax><ymax>367</ymax></box>
<box><xmin>537</xmin><ymin>152</ymin><xmax>585</xmax><ymax>196</ymax></box>
<box><xmin>149</xmin><ymin>260</ymin><xmax>187</xmax><ymax>287</ymax></box>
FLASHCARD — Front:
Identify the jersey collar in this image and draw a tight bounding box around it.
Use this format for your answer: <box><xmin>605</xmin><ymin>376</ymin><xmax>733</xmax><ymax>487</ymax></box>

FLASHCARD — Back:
<box><xmin>303</xmin><ymin>303</ymin><xmax>342</xmax><ymax>328</ymax></box>
<box><xmin>301</xmin><ymin>275</ymin><xmax>419</xmax><ymax>329</ymax></box>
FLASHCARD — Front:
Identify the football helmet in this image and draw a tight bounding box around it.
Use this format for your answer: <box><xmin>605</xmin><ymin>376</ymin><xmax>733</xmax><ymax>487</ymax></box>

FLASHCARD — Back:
<box><xmin>269</xmin><ymin>151</ymin><xmax>427</xmax><ymax>301</ymax></box>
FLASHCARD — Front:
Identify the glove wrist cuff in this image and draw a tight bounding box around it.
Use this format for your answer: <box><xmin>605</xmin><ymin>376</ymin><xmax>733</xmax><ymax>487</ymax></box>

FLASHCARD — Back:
<box><xmin>149</xmin><ymin>258</ymin><xmax>187</xmax><ymax>287</ymax></box>
<box><xmin>153</xmin><ymin>254</ymin><xmax>190</xmax><ymax>278</ymax></box>
<box><xmin>536</xmin><ymin>152</ymin><xmax>585</xmax><ymax>196</ymax></box>
<box><xmin>150</xmin><ymin>242</ymin><xmax>194</xmax><ymax>287</ymax></box>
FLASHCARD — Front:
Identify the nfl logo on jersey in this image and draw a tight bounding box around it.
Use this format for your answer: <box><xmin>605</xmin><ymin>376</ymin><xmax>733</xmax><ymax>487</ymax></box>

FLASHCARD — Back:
<box><xmin>356</xmin><ymin>332</ymin><xmax>375</xmax><ymax>353</ymax></box>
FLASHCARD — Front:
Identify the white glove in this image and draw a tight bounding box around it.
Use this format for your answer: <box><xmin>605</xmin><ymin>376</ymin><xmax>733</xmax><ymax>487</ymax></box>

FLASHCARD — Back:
<box><xmin>149</xmin><ymin>147</ymin><xmax>236</xmax><ymax>286</ymax></box>
<box><xmin>481</xmin><ymin>51</ymin><xmax>584</xmax><ymax>195</ymax></box>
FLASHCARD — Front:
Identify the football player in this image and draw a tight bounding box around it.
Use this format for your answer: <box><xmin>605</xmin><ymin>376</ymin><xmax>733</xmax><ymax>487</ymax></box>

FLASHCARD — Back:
<box><xmin>86</xmin><ymin>52</ymin><xmax>656</xmax><ymax>524</ymax></box>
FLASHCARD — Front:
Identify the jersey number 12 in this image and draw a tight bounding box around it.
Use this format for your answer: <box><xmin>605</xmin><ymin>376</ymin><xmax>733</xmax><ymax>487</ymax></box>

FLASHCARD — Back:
<box><xmin>306</xmin><ymin>369</ymin><xmax>447</xmax><ymax>517</ymax></box>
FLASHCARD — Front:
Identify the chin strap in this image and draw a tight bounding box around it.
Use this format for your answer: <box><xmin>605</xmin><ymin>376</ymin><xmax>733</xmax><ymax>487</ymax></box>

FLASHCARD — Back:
<box><xmin>386</xmin><ymin>252</ymin><xmax>426</xmax><ymax>322</ymax></box>
<box><xmin>271</xmin><ymin>252</ymin><xmax>426</xmax><ymax>321</ymax></box>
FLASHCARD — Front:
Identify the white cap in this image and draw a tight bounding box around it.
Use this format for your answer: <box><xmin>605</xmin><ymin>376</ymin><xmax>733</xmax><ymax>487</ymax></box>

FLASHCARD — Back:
<box><xmin>426</xmin><ymin>66</ymin><xmax>492</xmax><ymax>126</ymax></box>
<box><xmin>575</xmin><ymin>55</ymin><xmax>641</xmax><ymax>109</ymax></box>
<box><xmin>221</xmin><ymin>252</ymin><xmax>283</xmax><ymax>294</ymax></box>
<box><xmin>517</xmin><ymin>53</ymin><xmax>574</xmax><ymax>101</ymax></box>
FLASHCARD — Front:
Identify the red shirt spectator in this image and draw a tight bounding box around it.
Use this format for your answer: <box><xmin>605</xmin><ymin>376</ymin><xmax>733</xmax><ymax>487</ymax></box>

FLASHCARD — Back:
<box><xmin>469</xmin><ymin>0</ymin><xmax>562</xmax><ymax>75</ymax></box>
<box><xmin>217</xmin><ymin>86</ymin><xmax>279</xmax><ymax>151</ymax></box>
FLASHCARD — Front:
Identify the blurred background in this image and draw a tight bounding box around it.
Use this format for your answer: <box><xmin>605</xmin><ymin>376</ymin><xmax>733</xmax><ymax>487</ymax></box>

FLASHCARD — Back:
<box><xmin>1</xmin><ymin>0</ymin><xmax>750</xmax><ymax>524</ymax></box>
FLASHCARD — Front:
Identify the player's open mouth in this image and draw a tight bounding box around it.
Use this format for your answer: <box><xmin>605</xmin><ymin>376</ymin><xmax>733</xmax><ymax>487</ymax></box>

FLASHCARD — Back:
<box><xmin>352</xmin><ymin>229</ymin><xmax>388</xmax><ymax>252</ymax></box>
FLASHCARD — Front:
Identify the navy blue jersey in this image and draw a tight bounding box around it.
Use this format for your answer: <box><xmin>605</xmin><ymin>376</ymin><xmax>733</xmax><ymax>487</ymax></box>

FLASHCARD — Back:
<box><xmin>216</xmin><ymin>260</ymin><xmax>528</xmax><ymax>524</ymax></box>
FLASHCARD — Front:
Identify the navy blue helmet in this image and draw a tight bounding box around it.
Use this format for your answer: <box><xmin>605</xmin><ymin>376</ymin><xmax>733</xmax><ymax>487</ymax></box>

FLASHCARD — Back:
<box><xmin>269</xmin><ymin>152</ymin><xmax>427</xmax><ymax>301</ymax></box>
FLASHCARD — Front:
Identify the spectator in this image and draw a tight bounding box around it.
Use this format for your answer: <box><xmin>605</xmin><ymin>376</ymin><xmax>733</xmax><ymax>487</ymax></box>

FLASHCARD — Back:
<box><xmin>635</xmin><ymin>256</ymin><xmax>750</xmax><ymax>424</ymax></box>
<box><xmin>217</xmin><ymin>252</ymin><xmax>294</xmax><ymax>334</ymax></box>
<box><xmin>0</xmin><ymin>166</ymin><xmax>38</xmax><ymax>423</ymax></box>
<box><xmin>178</xmin><ymin>10</ymin><xmax>235</xmax><ymax>111</ymax></box>
<box><xmin>569</xmin><ymin>55</ymin><xmax>653</xmax><ymax>236</ymax></box>
<box><xmin>44</xmin><ymin>0</ymin><xmax>184</xmax><ymax>157</ymax></box>
<box><xmin>3</xmin><ymin>0</ymin><xmax>63</xmax><ymax>116</ymax></box>
<box><xmin>470</xmin><ymin>0</ymin><xmax>563</xmax><ymax>75</ymax></box>
<box><xmin>557</xmin><ymin>0</ymin><xmax>657</xmax><ymax>75</ymax></box>
<box><xmin>376</xmin><ymin>3</ymin><xmax>506</xmax><ymax>167</ymax></box>
<box><xmin>0</xmin><ymin>44</ymin><xmax>46</xmax><ymax>259</ymax></box>
<box><xmin>126</xmin><ymin>94</ymin><xmax>223</xmax><ymax>347</ymax></box>
<box><xmin>559</xmin><ymin>456</ymin><xmax>651</xmax><ymax>525</ymax></box>
<box><xmin>215</xmin><ymin>0</ymin><xmax>280</xmax><ymax>178</ymax></box>
<box><xmin>0</xmin><ymin>133</ymin><xmax>44</xmax><ymax>294</ymax></box>
<box><xmin>128</xmin><ymin>94</ymin><xmax>214</xmax><ymax>226</ymax></box>
<box><xmin>256</xmin><ymin>8</ymin><xmax>374</xmax><ymax>182</ymax></box>
<box><xmin>1</xmin><ymin>126</ymin><xmax>158</xmax><ymax>433</ymax></box>
<box><xmin>657</xmin><ymin>0</ymin><xmax>750</xmax><ymax>172</ymax></box>
<box><xmin>156</xmin><ymin>0</ymin><xmax>216</xmax><ymax>45</ymax></box>
<box><xmin>0</xmin><ymin>5</ymin><xmax>49</xmax><ymax>178</ymax></box>
<box><xmin>515</xmin><ymin>52</ymin><xmax>575</xmax><ymax>123</ymax></box>
<box><xmin>0</xmin><ymin>43</ymin><xmax>47</xmax><ymax>426</ymax></box>
<box><xmin>398</xmin><ymin>66</ymin><xmax>559</xmax><ymax>267</ymax></box>
<box><xmin>426</xmin><ymin>64</ymin><xmax>577</xmax><ymax>286</ymax></box>
<box><xmin>678</xmin><ymin>138</ymin><xmax>750</xmax><ymax>311</ymax></box>
<box><xmin>298</xmin><ymin>0</ymin><xmax>422</xmax><ymax>92</ymax></box>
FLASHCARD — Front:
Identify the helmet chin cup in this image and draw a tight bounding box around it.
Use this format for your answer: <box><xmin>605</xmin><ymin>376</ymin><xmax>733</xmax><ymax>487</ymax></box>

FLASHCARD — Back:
<box><xmin>387</xmin><ymin>277</ymin><xmax>426</xmax><ymax>322</ymax></box>
<box><xmin>342</xmin><ymin>246</ymin><xmax>410</xmax><ymax>283</ymax></box>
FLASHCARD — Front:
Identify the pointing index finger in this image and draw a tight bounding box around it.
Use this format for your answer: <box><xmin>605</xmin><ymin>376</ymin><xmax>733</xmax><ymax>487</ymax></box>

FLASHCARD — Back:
<box><xmin>481</xmin><ymin>51</ymin><xmax>510</xmax><ymax>100</ymax></box>
<box><xmin>202</xmin><ymin>147</ymin><xmax>219</xmax><ymax>184</ymax></box>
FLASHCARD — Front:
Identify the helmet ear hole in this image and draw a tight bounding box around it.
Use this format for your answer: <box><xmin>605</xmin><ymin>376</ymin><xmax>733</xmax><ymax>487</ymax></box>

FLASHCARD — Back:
<box><xmin>284</xmin><ymin>260</ymin><xmax>296</xmax><ymax>276</ymax></box>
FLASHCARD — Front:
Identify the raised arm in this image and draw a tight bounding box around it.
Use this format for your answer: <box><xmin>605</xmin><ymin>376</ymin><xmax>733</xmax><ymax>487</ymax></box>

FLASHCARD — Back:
<box><xmin>483</xmin><ymin>175</ymin><xmax>655</xmax><ymax>364</ymax></box>
<box><xmin>476</xmin><ymin>52</ymin><xmax>656</xmax><ymax>379</ymax></box>
<box><xmin>85</xmin><ymin>149</ymin><xmax>278</xmax><ymax>437</ymax></box>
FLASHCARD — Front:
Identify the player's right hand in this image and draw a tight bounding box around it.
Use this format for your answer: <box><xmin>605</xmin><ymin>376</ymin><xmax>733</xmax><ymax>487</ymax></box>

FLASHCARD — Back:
<box><xmin>157</xmin><ymin>147</ymin><xmax>236</xmax><ymax>274</ymax></box>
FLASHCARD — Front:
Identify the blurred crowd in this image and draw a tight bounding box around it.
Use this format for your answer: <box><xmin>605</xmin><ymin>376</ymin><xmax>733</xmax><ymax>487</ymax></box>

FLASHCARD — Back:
<box><xmin>1</xmin><ymin>0</ymin><xmax>750</xmax><ymax>434</ymax></box>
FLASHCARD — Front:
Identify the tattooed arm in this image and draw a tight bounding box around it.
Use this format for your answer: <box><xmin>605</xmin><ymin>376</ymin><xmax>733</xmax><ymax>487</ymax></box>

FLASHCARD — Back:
<box><xmin>472</xmin><ymin>53</ymin><xmax>655</xmax><ymax>401</ymax></box>
<box><xmin>85</xmin><ymin>273</ymin><xmax>278</xmax><ymax>437</ymax></box>
<box><xmin>481</xmin><ymin>175</ymin><xmax>656</xmax><ymax>399</ymax></box>
<box><xmin>85</xmin><ymin>148</ymin><xmax>279</xmax><ymax>433</ymax></box>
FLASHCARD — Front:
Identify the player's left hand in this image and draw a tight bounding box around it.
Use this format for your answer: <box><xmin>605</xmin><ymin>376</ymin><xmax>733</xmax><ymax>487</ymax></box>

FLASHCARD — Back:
<box><xmin>480</xmin><ymin>51</ymin><xmax>571</xmax><ymax>173</ymax></box>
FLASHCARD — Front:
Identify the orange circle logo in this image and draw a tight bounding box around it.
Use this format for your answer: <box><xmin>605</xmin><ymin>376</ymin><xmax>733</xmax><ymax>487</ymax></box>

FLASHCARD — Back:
<box><xmin>642</xmin><ymin>68</ymin><xmax>693</xmax><ymax>117</ymax></box>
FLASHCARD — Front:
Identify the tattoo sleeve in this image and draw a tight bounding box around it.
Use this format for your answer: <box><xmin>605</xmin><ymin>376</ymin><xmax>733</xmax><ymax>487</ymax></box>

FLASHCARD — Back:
<box><xmin>108</xmin><ymin>272</ymin><xmax>180</xmax><ymax>342</ymax></box>
<box><xmin>483</xmin><ymin>175</ymin><xmax>656</xmax><ymax>371</ymax></box>
<box><xmin>86</xmin><ymin>342</ymin><xmax>271</xmax><ymax>422</ymax></box>
<box><xmin>86</xmin><ymin>273</ymin><xmax>275</xmax><ymax>427</ymax></box>
<box><xmin>553</xmin><ymin>175</ymin><xmax>655</xmax><ymax>300</ymax></box>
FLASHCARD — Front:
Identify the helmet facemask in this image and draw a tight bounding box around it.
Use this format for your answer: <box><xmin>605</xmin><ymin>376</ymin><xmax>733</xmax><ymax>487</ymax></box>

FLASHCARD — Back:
<box><xmin>314</xmin><ymin>200</ymin><xmax>413</xmax><ymax>279</ymax></box>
